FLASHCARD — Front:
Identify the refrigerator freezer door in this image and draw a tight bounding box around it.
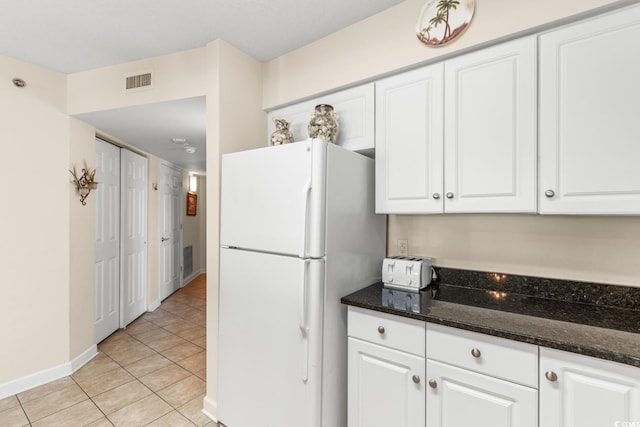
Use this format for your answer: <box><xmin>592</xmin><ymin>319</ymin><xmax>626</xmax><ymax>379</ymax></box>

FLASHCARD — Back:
<box><xmin>220</xmin><ymin>139</ymin><xmax>326</xmax><ymax>258</ymax></box>
<box><xmin>218</xmin><ymin>248</ymin><xmax>324</xmax><ymax>427</ymax></box>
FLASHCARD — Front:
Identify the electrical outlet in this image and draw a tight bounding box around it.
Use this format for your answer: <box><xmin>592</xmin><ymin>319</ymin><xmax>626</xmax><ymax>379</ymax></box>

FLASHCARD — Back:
<box><xmin>397</xmin><ymin>239</ymin><xmax>408</xmax><ymax>255</ymax></box>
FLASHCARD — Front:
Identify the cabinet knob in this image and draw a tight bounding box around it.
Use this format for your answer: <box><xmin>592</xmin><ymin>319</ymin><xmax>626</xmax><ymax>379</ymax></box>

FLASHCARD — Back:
<box><xmin>412</xmin><ymin>375</ymin><xmax>421</xmax><ymax>384</ymax></box>
<box><xmin>545</xmin><ymin>371</ymin><xmax>558</xmax><ymax>382</ymax></box>
<box><xmin>471</xmin><ymin>348</ymin><xmax>481</xmax><ymax>358</ymax></box>
<box><xmin>433</xmin><ymin>193</ymin><xmax>441</xmax><ymax>200</ymax></box>
<box><xmin>544</xmin><ymin>190</ymin><xmax>555</xmax><ymax>198</ymax></box>
<box><xmin>446</xmin><ymin>192</ymin><xmax>454</xmax><ymax>199</ymax></box>
<box><xmin>428</xmin><ymin>379</ymin><xmax>438</xmax><ymax>388</ymax></box>
<box><xmin>377</xmin><ymin>326</ymin><xmax>385</xmax><ymax>335</ymax></box>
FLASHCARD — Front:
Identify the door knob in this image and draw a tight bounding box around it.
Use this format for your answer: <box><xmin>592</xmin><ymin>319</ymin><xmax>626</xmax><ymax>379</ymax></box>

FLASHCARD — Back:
<box><xmin>161</xmin><ymin>237</ymin><xmax>170</xmax><ymax>242</ymax></box>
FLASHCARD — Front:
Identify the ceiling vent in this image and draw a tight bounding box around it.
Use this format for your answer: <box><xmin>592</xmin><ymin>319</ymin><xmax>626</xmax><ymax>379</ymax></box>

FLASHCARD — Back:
<box><xmin>124</xmin><ymin>70</ymin><xmax>153</xmax><ymax>91</ymax></box>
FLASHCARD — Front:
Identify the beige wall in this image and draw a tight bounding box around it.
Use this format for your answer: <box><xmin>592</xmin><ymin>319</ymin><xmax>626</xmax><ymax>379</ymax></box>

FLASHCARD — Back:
<box><xmin>0</xmin><ymin>55</ymin><xmax>72</xmax><ymax>383</ymax></box>
<box><xmin>262</xmin><ymin>0</ymin><xmax>640</xmax><ymax>288</ymax></box>
<box><xmin>389</xmin><ymin>215</ymin><xmax>640</xmax><ymax>286</ymax></box>
<box><xmin>205</xmin><ymin>39</ymin><xmax>266</xmax><ymax>414</ymax></box>
<box><xmin>69</xmin><ymin>118</ymin><xmax>98</xmax><ymax>359</ymax></box>
<box><xmin>263</xmin><ymin>0</ymin><xmax>627</xmax><ymax>109</ymax></box>
<box><xmin>67</xmin><ymin>47</ymin><xmax>208</xmax><ymax>114</ymax></box>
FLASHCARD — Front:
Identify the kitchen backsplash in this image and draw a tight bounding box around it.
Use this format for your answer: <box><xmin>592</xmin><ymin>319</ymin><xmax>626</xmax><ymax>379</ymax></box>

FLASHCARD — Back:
<box><xmin>387</xmin><ymin>214</ymin><xmax>640</xmax><ymax>288</ymax></box>
<box><xmin>433</xmin><ymin>267</ymin><xmax>640</xmax><ymax>311</ymax></box>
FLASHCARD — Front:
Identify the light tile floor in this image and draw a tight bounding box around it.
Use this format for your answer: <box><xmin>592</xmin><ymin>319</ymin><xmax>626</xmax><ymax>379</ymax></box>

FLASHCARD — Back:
<box><xmin>0</xmin><ymin>274</ymin><xmax>218</xmax><ymax>427</ymax></box>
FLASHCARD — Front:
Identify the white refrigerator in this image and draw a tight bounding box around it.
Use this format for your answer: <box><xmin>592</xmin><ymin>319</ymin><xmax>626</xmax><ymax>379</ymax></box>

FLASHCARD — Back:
<box><xmin>218</xmin><ymin>139</ymin><xmax>386</xmax><ymax>427</ymax></box>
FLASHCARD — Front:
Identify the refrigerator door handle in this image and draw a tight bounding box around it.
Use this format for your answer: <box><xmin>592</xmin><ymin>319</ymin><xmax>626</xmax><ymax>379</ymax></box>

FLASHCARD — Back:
<box><xmin>299</xmin><ymin>260</ymin><xmax>310</xmax><ymax>383</ymax></box>
<box><xmin>299</xmin><ymin>178</ymin><xmax>312</xmax><ymax>258</ymax></box>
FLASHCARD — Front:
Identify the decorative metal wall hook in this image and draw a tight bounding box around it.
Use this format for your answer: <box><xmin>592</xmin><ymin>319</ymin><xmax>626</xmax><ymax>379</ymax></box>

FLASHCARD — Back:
<box><xmin>70</xmin><ymin>165</ymin><xmax>98</xmax><ymax>205</ymax></box>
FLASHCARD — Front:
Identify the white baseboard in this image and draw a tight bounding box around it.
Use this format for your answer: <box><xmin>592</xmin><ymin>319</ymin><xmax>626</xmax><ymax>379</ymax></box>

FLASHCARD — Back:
<box><xmin>148</xmin><ymin>297</ymin><xmax>161</xmax><ymax>312</ymax></box>
<box><xmin>202</xmin><ymin>395</ymin><xmax>218</xmax><ymax>423</ymax></box>
<box><xmin>182</xmin><ymin>268</ymin><xmax>207</xmax><ymax>287</ymax></box>
<box><xmin>0</xmin><ymin>345</ymin><xmax>97</xmax><ymax>400</ymax></box>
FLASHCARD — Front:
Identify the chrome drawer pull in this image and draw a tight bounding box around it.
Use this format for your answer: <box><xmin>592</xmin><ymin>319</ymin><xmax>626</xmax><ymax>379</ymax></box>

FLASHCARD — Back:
<box><xmin>545</xmin><ymin>371</ymin><xmax>558</xmax><ymax>382</ymax></box>
<box><xmin>428</xmin><ymin>379</ymin><xmax>438</xmax><ymax>388</ymax></box>
<box><xmin>471</xmin><ymin>348</ymin><xmax>481</xmax><ymax>358</ymax></box>
<box><xmin>412</xmin><ymin>375</ymin><xmax>421</xmax><ymax>384</ymax></box>
<box><xmin>377</xmin><ymin>326</ymin><xmax>385</xmax><ymax>335</ymax></box>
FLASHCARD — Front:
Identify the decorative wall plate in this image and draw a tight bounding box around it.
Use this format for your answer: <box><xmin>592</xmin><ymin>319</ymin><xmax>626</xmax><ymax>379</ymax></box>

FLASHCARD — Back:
<box><xmin>416</xmin><ymin>0</ymin><xmax>475</xmax><ymax>47</ymax></box>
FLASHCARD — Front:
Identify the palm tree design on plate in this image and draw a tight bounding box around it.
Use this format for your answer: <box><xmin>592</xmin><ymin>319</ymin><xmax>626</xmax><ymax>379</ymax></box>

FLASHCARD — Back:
<box><xmin>418</xmin><ymin>0</ymin><xmax>471</xmax><ymax>46</ymax></box>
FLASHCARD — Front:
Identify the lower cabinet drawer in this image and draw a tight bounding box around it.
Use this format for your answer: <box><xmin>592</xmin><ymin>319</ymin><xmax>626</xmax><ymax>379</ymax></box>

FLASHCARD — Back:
<box><xmin>348</xmin><ymin>306</ymin><xmax>425</xmax><ymax>357</ymax></box>
<box><xmin>426</xmin><ymin>359</ymin><xmax>538</xmax><ymax>427</ymax></box>
<box><xmin>427</xmin><ymin>323</ymin><xmax>538</xmax><ymax>387</ymax></box>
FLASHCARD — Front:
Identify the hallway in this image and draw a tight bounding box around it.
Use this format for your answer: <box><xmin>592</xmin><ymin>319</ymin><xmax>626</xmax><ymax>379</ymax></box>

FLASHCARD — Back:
<box><xmin>0</xmin><ymin>274</ymin><xmax>216</xmax><ymax>426</ymax></box>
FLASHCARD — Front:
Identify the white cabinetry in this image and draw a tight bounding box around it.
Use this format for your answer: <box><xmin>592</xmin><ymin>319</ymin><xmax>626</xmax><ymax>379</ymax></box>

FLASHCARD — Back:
<box><xmin>539</xmin><ymin>5</ymin><xmax>640</xmax><ymax>214</ymax></box>
<box><xmin>444</xmin><ymin>37</ymin><xmax>537</xmax><ymax>213</ymax></box>
<box><xmin>375</xmin><ymin>64</ymin><xmax>444</xmax><ymax>214</ymax></box>
<box><xmin>540</xmin><ymin>347</ymin><xmax>640</xmax><ymax>427</ymax></box>
<box><xmin>426</xmin><ymin>324</ymin><xmax>538</xmax><ymax>427</ymax></box>
<box><xmin>376</xmin><ymin>36</ymin><xmax>537</xmax><ymax>214</ymax></box>
<box><xmin>267</xmin><ymin>83</ymin><xmax>375</xmax><ymax>155</ymax></box>
<box><xmin>347</xmin><ymin>307</ymin><xmax>425</xmax><ymax>427</ymax></box>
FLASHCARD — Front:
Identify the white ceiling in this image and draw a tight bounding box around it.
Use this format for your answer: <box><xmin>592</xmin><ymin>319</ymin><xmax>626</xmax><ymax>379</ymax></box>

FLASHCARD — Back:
<box><xmin>1</xmin><ymin>0</ymin><xmax>405</xmax><ymax>173</ymax></box>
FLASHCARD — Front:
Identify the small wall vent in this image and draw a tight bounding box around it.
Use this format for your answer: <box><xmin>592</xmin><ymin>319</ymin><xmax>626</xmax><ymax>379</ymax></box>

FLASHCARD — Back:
<box><xmin>124</xmin><ymin>72</ymin><xmax>152</xmax><ymax>90</ymax></box>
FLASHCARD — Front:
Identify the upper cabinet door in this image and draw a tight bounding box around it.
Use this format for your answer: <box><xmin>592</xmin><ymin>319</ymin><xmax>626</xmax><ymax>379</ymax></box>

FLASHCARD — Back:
<box><xmin>375</xmin><ymin>64</ymin><xmax>445</xmax><ymax>214</ymax></box>
<box><xmin>444</xmin><ymin>36</ymin><xmax>537</xmax><ymax>213</ymax></box>
<box><xmin>539</xmin><ymin>5</ymin><xmax>640</xmax><ymax>214</ymax></box>
<box><xmin>267</xmin><ymin>83</ymin><xmax>375</xmax><ymax>155</ymax></box>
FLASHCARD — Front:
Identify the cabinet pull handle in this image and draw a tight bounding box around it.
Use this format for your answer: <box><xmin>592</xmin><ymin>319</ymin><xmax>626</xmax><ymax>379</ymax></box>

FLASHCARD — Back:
<box><xmin>471</xmin><ymin>348</ymin><xmax>481</xmax><ymax>358</ymax></box>
<box><xmin>433</xmin><ymin>193</ymin><xmax>441</xmax><ymax>200</ymax></box>
<box><xmin>377</xmin><ymin>326</ymin><xmax>385</xmax><ymax>335</ymax></box>
<box><xmin>412</xmin><ymin>375</ymin><xmax>421</xmax><ymax>384</ymax></box>
<box><xmin>446</xmin><ymin>192</ymin><xmax>454</xmax><ymax>199</ymax></box>
<box><xmin>545</xmin><ymin>371</ymin><xmax>558</xmax><ymax>382</ymax></box>
<box><xmin>428</xmin><ymin>379</ymin><xmax>437</xmax><ymax>388</ymax></box>
<box><xmin>544</xmin><ymin>190</ymin><xmax>555</xmax><ymax>198</ymax></box>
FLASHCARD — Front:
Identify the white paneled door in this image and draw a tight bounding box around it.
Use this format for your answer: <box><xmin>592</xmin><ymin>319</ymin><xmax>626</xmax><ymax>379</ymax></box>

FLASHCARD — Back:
<box><xmin>121</xmin><ymin>149</ymin><xmax>148</xmax><ymax>327</ymax></box>
<box><xmin>95</xmin><ymin>139</ymin><xmax>121</xmax><ymax>343</ymax></box>
<box><xmin>159</xmin><ymin>163</ymin><xmax>182</xmax><ymax>300</ymax></box>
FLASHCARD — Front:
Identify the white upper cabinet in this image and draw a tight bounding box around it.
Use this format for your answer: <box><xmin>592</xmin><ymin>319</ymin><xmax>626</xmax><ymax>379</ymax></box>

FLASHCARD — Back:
<box><xmin>375</xmin><ymin>64</ymin><xmax>445</xmax><ymax>214</ymax></box>
<box><xmin>267</xmin><ymin>83</ymin><xmax>375</xmax><ymax>155</ymax></box>
<box><xmin>444</xmin><ymin>36</ymin><xmax>537</xmax><ymax>213</ymax></box>
<box><xmin>540</xmin><ymin>347</ymin><xmax>640</xmax><ymax>427</ymax></box>
<box><xmin>539</xmin><ymin>4</ymin><xmax>640</xmax><ymax>214</ymax></box>
<box><xmin>375</xmin><ymin>36</ymin><xmax>537</xmax><ymax>214</ymax></box>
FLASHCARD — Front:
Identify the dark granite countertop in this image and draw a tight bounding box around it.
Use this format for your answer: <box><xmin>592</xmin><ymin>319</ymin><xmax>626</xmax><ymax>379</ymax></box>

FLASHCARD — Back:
<box><xmin>341</xmin><ymin>268</ymin><xmax>640</xmax><ymax>368</ymax></box>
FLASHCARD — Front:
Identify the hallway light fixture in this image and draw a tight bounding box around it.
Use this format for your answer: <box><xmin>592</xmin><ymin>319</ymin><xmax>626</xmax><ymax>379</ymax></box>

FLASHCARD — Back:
<box><xmin>69</xmin><ymin>163</ymin><xmax>98</xmax><ymax>205</ymax></box>
<box><xmin>189</xmin><ymin>175</ymin><xmax>198</xmax><ymax>193</ymax></box>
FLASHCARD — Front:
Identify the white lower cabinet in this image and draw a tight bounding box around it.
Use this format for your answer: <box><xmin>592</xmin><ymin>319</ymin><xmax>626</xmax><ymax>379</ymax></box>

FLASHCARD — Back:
<box><xmin>348</xmin><ymin>338</ymin><xmax>425</xmax><ymax>427</ymax></box>
<box><xmin>426</xmin><ymin>360</ymin><xmax>537</xmax><ymax>427</ymax></box>
<box><xmin>540</xmin><ymin>347</ymin><xmax>640</xmax><ymax>427</ymax></box>
<box><xmin>347</xmin><ymin>307</ymin><xmax>425</xmax><ymax>427</ymax></box>
<box><xmin>348</xmin><ymin>308</ymin><xmax>640</xmax><ymax>427</ymax></box>
<box><xmin>426</xmin><ymin>324</ymin><xmax>538</xmax><ymax>427</ymax></box>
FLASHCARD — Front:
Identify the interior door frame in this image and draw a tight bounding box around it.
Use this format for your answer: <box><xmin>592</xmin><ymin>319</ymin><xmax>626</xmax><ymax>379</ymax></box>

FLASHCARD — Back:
<box><xmin>159</xmin><ymin>160</ymin><xmax>184</xmax><ymax>301</ymax></box>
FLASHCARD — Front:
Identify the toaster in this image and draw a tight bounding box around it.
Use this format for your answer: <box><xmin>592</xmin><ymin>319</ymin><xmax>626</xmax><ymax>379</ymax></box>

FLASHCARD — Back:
<box><xmin>382</xmin><ymin>256</ymin><xmax>433</xmax><ymax>291</ymax></box>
